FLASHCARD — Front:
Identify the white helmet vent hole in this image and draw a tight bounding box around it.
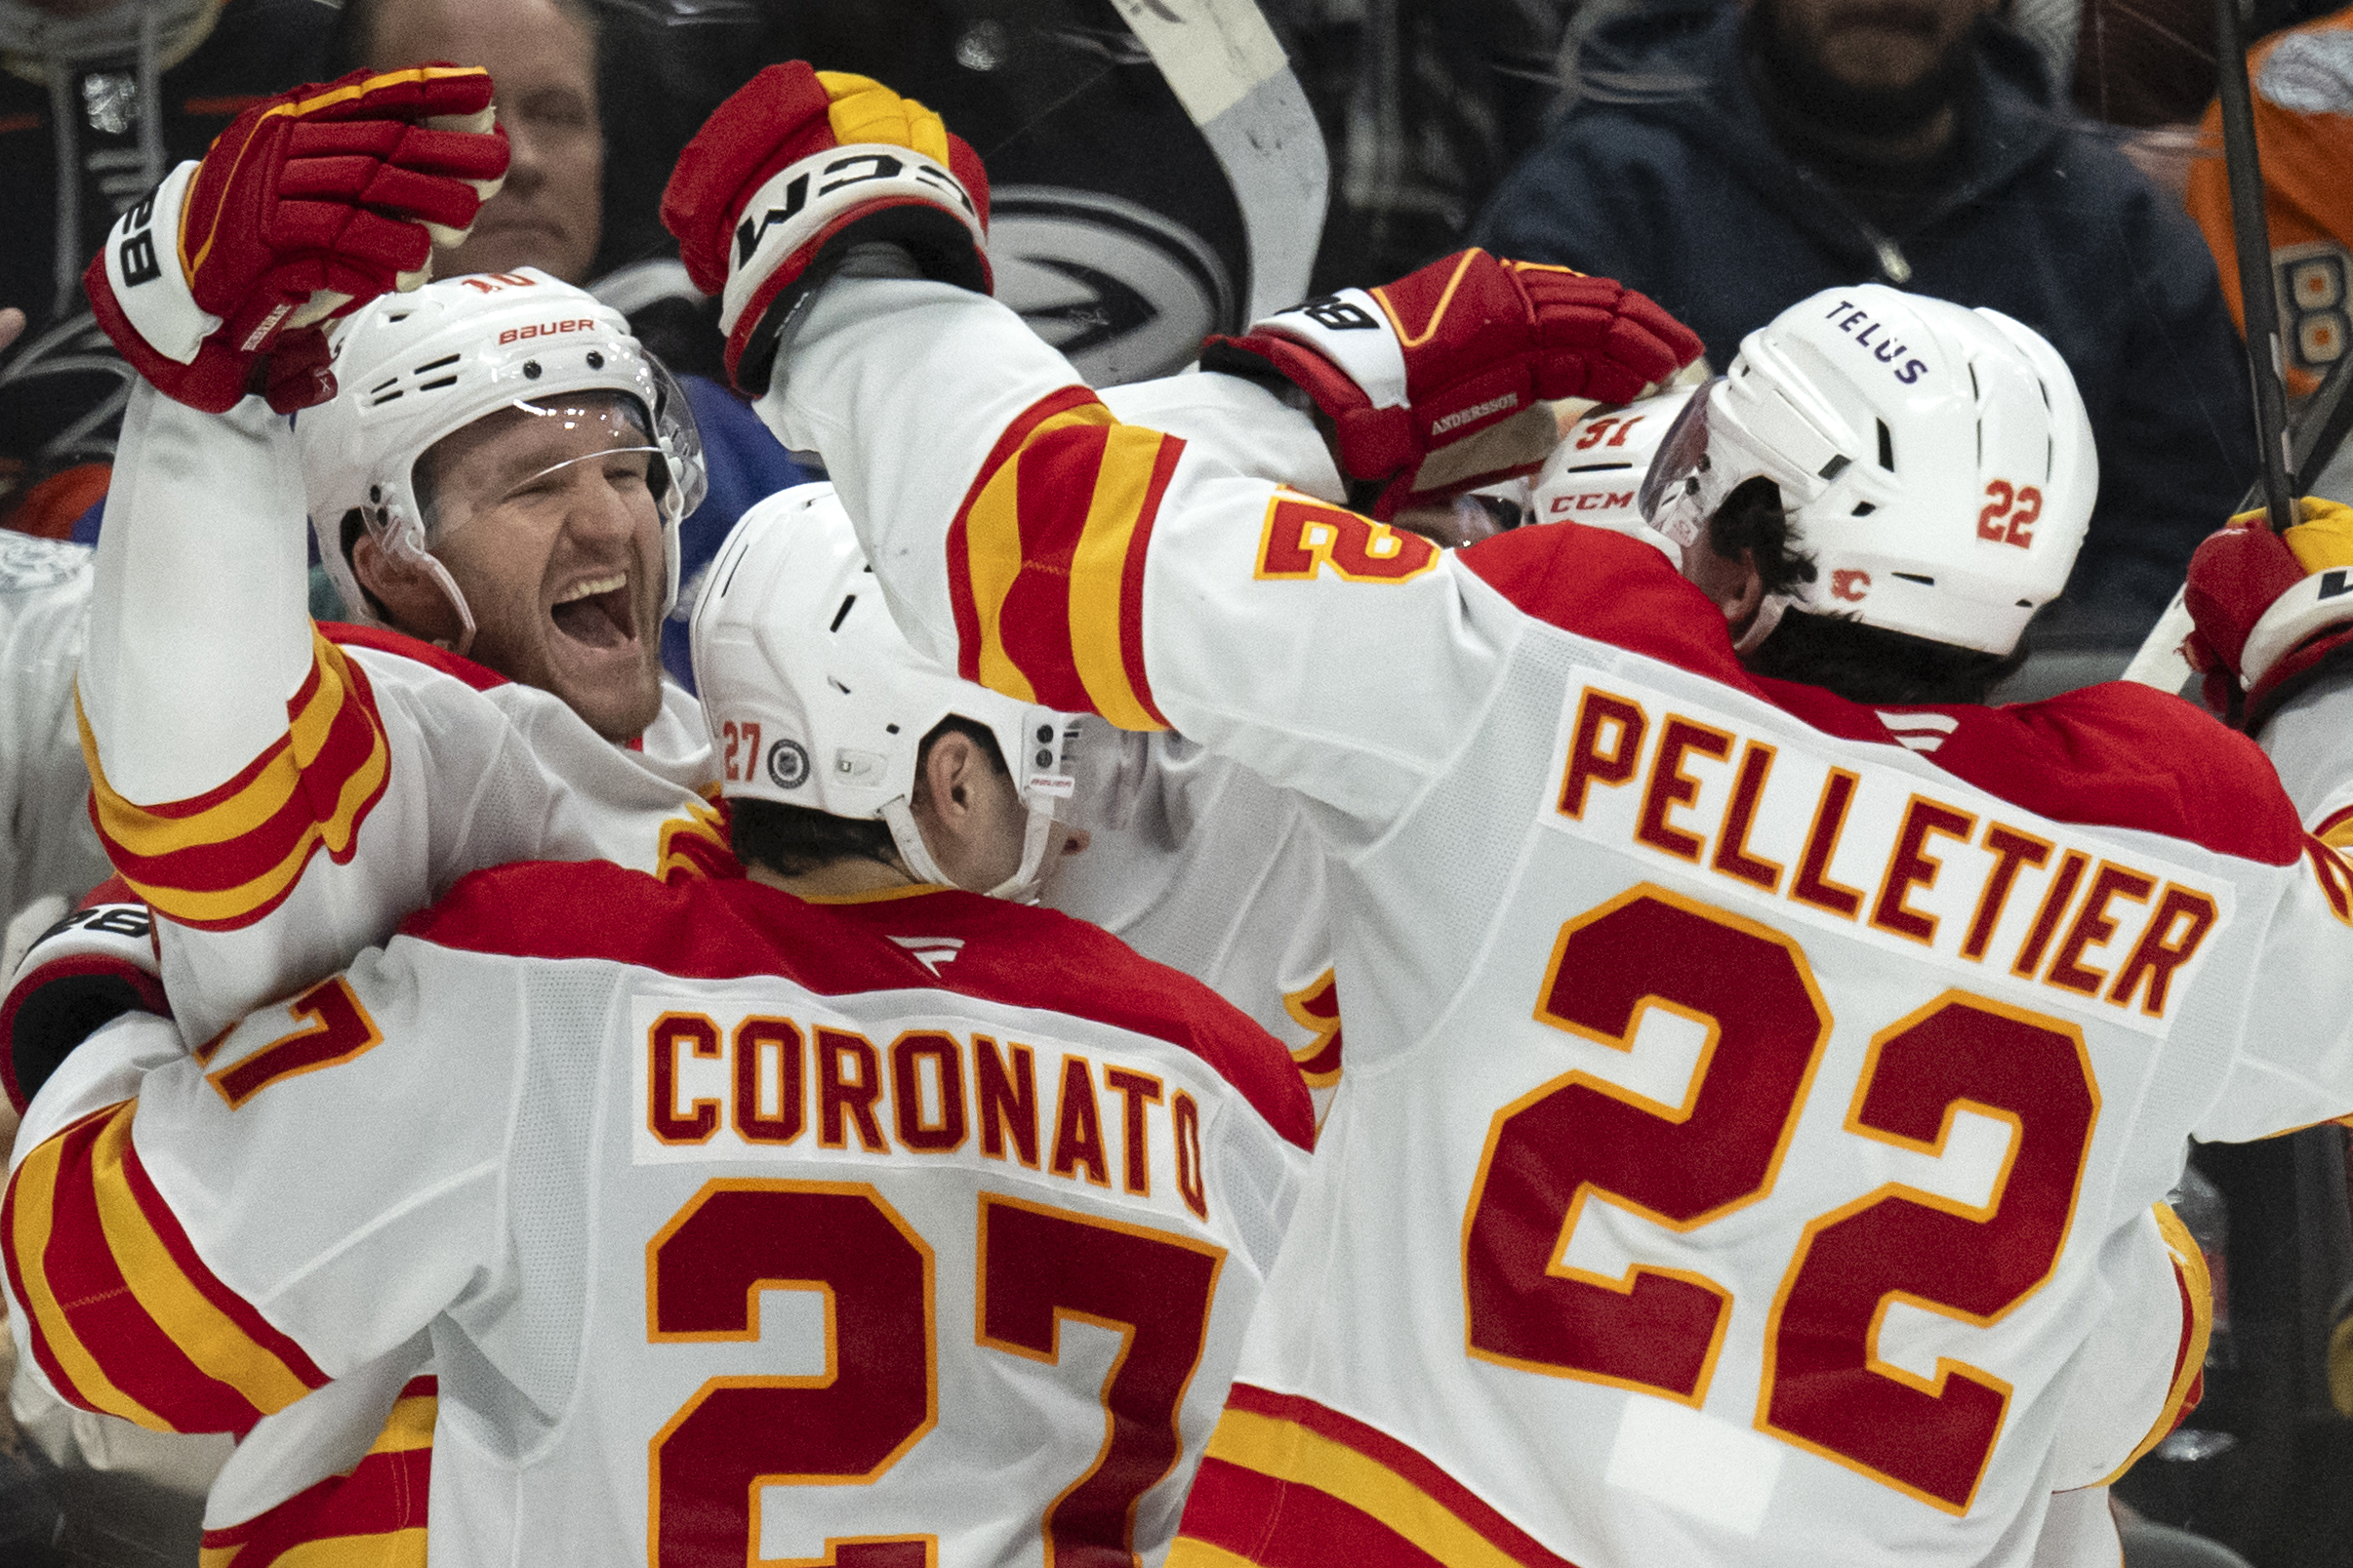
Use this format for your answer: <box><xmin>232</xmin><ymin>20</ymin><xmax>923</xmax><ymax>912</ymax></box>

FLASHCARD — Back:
<box><xmin>2046</xmin><ymin>436</ymin><xmax>2054</xmax><ymax>481</ymax></box>
<box><xmin>830</xmin><ymin>594</ymin><xmax>857</xmax><ymax>632</ymax></box>
<box><xmin>1876</xmin><ymin>420</ymin><xmax>1895</xmax><ymax>471</ymax></box>
<box><xmin>829</xmin><ymin>676</ymin><xmax>850</xmax><ymax>695</ymax></box>
<box><xmin>1818</xmin><ymin>454</ymin><xmax>1850</xmax><ymax>481</ymax></box>
<box><xmin>1851</xmin><ymin>502</ymin><xmax>1876</xmax><ymax>516</ymax></box>
<box><xmin>1894</xmin><ymin>572</ymin><xmax>1933</xmax><ymax>584</ymax></box>
<box><xmin>415</xmin><ymin>354</ymin><xmax>459</xmax><ymax>374</ymax></box>
<box><xmin>418</xmin><ymin>377</ymin><xmax>457</xmax><ymax>392</ymax></box>
<box><xmin>2016</xmin><ymin>597</ymin><xmax>2035</xmax><ymax>607</ymax></box>
<box><xmin>885</xmin><ymin>723</ymin><xmax>900</xmax><ymax>735</ymax></box>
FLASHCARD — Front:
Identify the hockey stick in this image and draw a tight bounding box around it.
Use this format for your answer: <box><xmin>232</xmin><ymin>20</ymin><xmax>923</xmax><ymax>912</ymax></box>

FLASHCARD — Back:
<box><xmin>1112</xmin><ymin>0</ymin><xmax>1330</xmax><ymax>320</ymax></box>
<box><xmin>2121</xmin><ymin>0</ymin><xmax>2301</xmax><ymax>690</ymax></box>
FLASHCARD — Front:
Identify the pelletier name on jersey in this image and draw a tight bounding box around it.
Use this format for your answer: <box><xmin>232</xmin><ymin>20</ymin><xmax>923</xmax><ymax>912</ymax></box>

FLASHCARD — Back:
<box><xmin>1548</xmin><ymin>673</ymin><xmax>2229</xmax><ymax>1032</ymax></box>
<box><xmin>631</xmin><ymin>996</ymin><xmax>1215</xmax><ymax>1220</ymax></box>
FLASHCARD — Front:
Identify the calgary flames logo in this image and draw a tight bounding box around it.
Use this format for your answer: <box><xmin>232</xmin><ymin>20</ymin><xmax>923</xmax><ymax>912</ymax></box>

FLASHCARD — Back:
<box><xmin>1831</xmin><ymin>569</ymin><xmax>1871</xmax><ymax>602</ymax></box>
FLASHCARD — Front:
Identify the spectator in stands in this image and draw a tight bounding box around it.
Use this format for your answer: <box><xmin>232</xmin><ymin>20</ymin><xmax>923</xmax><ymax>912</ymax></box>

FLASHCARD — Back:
<box><xmin>334</xmin><ymin>0</ymin><xmax>806</xmax><ymax>689</ymax></box>
<box><xmin>1475</xmin><ymin>0</ymin><xmax>2258</xmax><ymax>636</ymax></box>
<box><xmin>0</xmin><ymin>0</ymin><xmax>331</xmax><ymax>537</ymax></box>
<box><xmin>331</xmin><ymin>0</ymin><xmax>599</xmax><ymax>286</ymax></box>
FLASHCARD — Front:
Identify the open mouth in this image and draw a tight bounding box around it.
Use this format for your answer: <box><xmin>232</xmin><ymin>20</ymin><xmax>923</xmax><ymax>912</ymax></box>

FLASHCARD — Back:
<box><xmin>550</xmin><ymin>573</ymin><xmax>636</xmax><ymax>650</ymax></box>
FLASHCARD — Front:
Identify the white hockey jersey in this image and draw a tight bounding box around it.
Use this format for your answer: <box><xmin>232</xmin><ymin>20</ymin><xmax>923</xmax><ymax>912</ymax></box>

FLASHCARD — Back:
<box><xmin>3</xmin><ymin>861</ymin><xmax>1314</xmax><ymax>1566</ymax></box>
<box><xmin>1047</xmin><ymin>732</ymin><xmax>1342</xmax><ymax>1124</ymax></box>
<box><xmin>75</xmin><ymin>383</ymin><xmax>723</xmax><ymax>1047</ymax></box>
<box><xmin>0</xmin><ymin>533</ymin><xmax>109</xmax><ymax>923</ymax></box>
<box><xmin>760</xmin><ymin>274</ymin><xmax>2353</xmax><ymax>1568</ymax></box>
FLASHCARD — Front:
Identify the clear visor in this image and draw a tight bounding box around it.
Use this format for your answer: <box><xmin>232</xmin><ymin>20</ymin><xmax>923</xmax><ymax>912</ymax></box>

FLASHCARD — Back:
<box><xmin>1634</xmin><ymin>377</ymin><xmax>1723</xmax><ymax>544</ymax></box>
<box><xmin>418</xmin><ymin>365</ymin><xmax>707</xmax><ymax>543</ymax></box>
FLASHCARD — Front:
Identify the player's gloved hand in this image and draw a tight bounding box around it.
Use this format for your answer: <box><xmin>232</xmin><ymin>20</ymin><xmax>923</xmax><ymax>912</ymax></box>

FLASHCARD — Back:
<box><xmin>1200</xmin><ymin>249</ymin><xmax>1705</xmax><ymax>520</ymax></box>
<box><xmin>2183</xmin><ymin>496</ymin><xmax>2353</xmax><ymax>728</ymax></box>
<box><xmin>0</xmin><ymin>879</ymin><xmax>170</xmax><ymax>1114</ymax></box>
<box><xmin>661</xmin><ymin>60</ymin><xmax>990</xmax><ymax>395</ymax></box>
<box><xmin>85</xmin><ymin>64</ymin><xmax>509</xmax><ymax>415</ymax></box>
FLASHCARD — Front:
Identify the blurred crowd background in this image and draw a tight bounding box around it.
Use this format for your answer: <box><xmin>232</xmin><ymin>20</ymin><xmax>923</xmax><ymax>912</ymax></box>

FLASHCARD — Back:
<box><xmin>5</xmin><ymin>0</ymin><xmax>2353</xmax><ymax>1563</ymax></box>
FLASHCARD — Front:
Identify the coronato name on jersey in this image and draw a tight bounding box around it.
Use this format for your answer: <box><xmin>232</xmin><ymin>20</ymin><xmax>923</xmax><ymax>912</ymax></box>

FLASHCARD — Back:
<box><xmin>753</xmin><ymin>270</ymin><xmax>2353</xmax><ymax>1568</ymax></box>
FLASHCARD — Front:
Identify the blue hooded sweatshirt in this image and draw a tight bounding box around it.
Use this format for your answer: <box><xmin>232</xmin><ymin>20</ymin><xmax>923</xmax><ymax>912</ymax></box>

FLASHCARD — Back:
<box><xmin>1474</xmin><ymin>5</ymin><xmax>2257</xmax><ymax>635</ymax></box>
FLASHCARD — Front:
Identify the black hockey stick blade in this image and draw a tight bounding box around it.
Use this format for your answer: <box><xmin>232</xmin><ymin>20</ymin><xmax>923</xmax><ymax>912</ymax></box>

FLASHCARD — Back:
<box><xmin>2216</xmin><ymin>0</ymin><xmax>2298</xmax><ymax>534</ymax></box>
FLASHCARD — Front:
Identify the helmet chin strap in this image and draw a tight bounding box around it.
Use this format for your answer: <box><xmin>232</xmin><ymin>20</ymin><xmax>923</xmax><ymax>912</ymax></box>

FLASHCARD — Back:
<box><xmin>879</xmin><ymin>795</ymin><xmax>1061</xmax><ymax>904</ymax></box>
<box><xmin>1734</xmin><ymin>593</ymin><xmax>1790</xmax><ymax>656</ymax></box>
<box><xmin>404</xmin><ymin>545</ymin><xmax>479</xmax><ymax>661</ymax></box>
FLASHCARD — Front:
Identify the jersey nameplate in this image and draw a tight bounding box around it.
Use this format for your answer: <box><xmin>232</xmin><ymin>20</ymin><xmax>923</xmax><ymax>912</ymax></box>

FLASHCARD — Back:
<box><xmin>1540</xmin><ymin>673</ymin><xmax>2229</xmax><ymax>1036</ymax></box>
<box><xmin>629</xmin><ymin>996</ymin><xmax>1216</xmax><ymax>1223</ymax></box>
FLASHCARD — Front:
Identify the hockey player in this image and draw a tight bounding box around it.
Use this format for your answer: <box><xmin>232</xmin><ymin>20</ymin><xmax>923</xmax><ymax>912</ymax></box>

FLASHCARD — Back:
<box><xmin>8</xmin><ymin>67</ymin><xmax>743</xmax><ymax>1556</ymax></box>
<box><xmin>0</xmin><ymin>489</ymin><xmax>1315</xmax><ymax>1567</ymax></box>
<box><xmin>62</xmin><ymin>78</ymin><xmax>719</xmax><ymax>1059</ymax></box>
<box><xmin>662</xmin><ymin>64</ymin><xmax>2353</xmax><ymax>1567</ymax></box>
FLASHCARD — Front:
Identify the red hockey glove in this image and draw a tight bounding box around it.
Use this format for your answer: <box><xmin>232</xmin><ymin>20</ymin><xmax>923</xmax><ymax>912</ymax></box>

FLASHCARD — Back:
<box><xmin>1200</xmin><ymin>250</ymin><xmax>1704</xmax><ymax>519</ymax></box>
<box><xmin>661</xmin><ymin>61</ymin><xmax>991</xmax><ymax>395</ymax></box>
<box><xmin>0</xmin><ymin>879</ymin><xmax>169</xmax><ymax>1114</ymax></box>
<box><xmin>85</xmin><ymin>64</ymin><xmax>509</xmax><ymax>415</ymax></box>
<box><xmin>2184</xmin><ymin>497</ymin><xmax>2353</xmax><ymax>729</ymax></box>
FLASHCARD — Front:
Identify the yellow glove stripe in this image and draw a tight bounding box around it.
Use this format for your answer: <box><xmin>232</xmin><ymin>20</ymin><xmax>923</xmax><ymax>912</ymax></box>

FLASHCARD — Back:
<box><xmin>1371</xmin><ymin>249</ymin><xmax>1482</xmax><ymax>351</ymax></box>
<box><xmin>818</xmin><ymin>71</ymin><xmax>952</xmax><ymax>167</ymax></box>
<box><xmin>2285</xmin><ymin>495</ymin><xmax>2353</xmax><ymax>575</ymax></box>
<box><xmin>183</xmin><ymin>65</ymin><xmax>493</xmax><ymax>280</ymax></box>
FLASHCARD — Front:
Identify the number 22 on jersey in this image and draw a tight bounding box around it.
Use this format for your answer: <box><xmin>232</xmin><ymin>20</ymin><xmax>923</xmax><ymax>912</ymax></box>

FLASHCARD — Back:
<box><xmin>1462</xmin><ymin>884</ymin><xmax>2096</xmax><ymax>1513</ymax></box>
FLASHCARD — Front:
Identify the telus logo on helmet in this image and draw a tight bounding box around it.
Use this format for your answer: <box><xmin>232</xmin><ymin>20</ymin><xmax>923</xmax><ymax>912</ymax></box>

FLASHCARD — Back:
<box><xmin>1822</xmin><ymin>298</ymin><xmax>1928</xmax><ymax>384</ymax></box>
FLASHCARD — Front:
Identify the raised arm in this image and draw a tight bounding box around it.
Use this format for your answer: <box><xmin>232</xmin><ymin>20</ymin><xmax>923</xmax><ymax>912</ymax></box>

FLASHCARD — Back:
<box><xmin>660</xmin><ymin>64</ymin><xmax>1698</xmax><ymax>818</ymax></box>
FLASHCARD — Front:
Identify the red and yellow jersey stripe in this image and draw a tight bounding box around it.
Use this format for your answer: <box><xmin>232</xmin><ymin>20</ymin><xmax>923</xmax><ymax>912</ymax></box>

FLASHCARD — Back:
<box><xmin>2</xmin><ymin>1101</ymin><xmax>328</xmax><ymax>1435</ymax></box>
<box><xmin>945</xmin><ymin>385</ymin><xmax>1183</xmax><ymax>732</ymax></box>
<box><xmin>1173</xmin><ymin>1384</ymin><xmax>1587</xmax><ymax>1568</ymax></box>
<box><xmin>81</xmin><ymin>628</ymin><xmax>392</xmax><ymax>932</ymax></box>
<box><xmin>2094</xmin><ymin>1202</ymin><xmax>2213</xmax><ymax>1486</ymax></box>
<box><xmin>199</xmin><ymin>1376</ymin><xmax>436</xmax><ymax>1568</ymax></box>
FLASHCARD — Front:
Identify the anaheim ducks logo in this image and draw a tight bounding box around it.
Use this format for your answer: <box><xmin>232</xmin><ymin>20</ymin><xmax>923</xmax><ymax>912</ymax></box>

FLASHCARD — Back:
<box><xmin>990</xmin><ymin>186</ymin><xmax>1237</xmax><ymax>385</ymax></box>
<box><xmin>1831</xmin><ymin>569</ymin><xmax>1871</xmax><ymax>602</ymax></box>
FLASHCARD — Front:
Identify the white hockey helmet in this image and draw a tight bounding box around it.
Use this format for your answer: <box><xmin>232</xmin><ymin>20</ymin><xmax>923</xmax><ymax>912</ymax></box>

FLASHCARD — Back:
<box><xmin>300</xmin><ymin>267</ymin><xmax>706</xmax><ymax>654</ymax></box>
<box><xmin>1531</xmin><ymin>386</ymin><xmax>1696</xmax><ymax>545</ymax></box>
<box><xmin>692</xmin><ymin>486</ymin><xmax>1081</xmax><ymax>902</ymax></box>
<box><xmin>1640</xmin><ymin>284</ymin><xmax>2095</xmax><ymax>657</ymax></box>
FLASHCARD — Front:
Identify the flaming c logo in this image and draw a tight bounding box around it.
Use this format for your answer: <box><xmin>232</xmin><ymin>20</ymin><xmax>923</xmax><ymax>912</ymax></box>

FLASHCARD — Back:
<box><xmin>1831</xmin><ymin>569</ymin><xmax>1871</xmax><ymax>602</ymax></box>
